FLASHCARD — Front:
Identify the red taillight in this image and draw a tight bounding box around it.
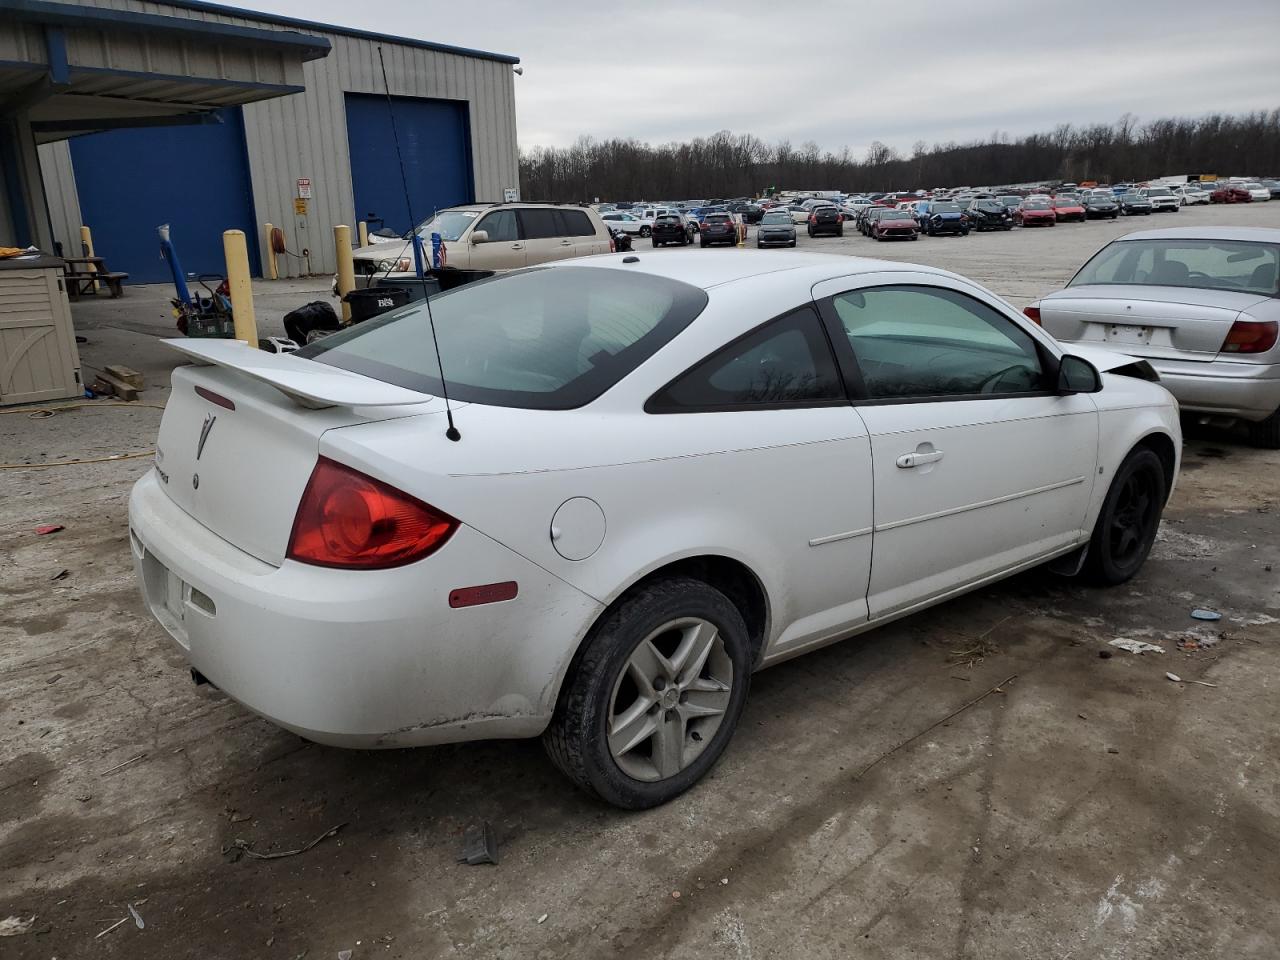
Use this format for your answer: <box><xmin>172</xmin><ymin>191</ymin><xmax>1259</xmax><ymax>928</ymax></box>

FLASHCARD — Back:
<box><xmin>609</xmin><ymin>235</ymin><xmax>616</xmax><ymax>253</ymax></box>
<box><xmin>287</xmin><ymin>457</ymin><xmax>457</xmax><ymax>569</ymax></box>
<box><xmin>1023</xmin><ymin>306</ymin><xmax>1042</xmax><ymax>325</ymax></box>
<box><xmin>809</xmin><ymin>214</ymin><xmax>816</xmax><ymax>223</ymax></box>
<box><xmin>194</xmin><ymin>385</ymin><xmax>235</xmax><ymax>410</ymax></box>
<box><xmin>1222</xmin><ymin>319</ymin><xmax>1278</xmax><ymax>354</ymax></box>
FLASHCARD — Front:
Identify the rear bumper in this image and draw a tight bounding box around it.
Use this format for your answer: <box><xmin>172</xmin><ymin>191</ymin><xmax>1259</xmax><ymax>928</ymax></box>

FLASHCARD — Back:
<box><xmin>1149</xmin><ymin>359</ymin><xmax>1280</xmax><ymax>421</ymax></box>
<box><xmin>128</xmin><ymin>471</ymin><xmax>602</xmax><ymax>747</ymax></box>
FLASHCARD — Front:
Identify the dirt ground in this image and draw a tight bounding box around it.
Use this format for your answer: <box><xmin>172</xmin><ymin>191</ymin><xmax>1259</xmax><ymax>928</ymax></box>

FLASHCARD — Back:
<box><xmin>2</xmin><ymin>202</ymin><xmax>1279</xmax><ymax>959</ymax></box>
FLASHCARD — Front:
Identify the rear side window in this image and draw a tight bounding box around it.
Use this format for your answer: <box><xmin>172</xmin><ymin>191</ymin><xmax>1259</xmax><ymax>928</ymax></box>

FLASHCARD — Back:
<box><xmin>518</xmin><ymin>209</ymin><xmax>560</xmax><ymax>239</ymax></box>
<box><xmin>647</xmin><ymin>307</ymin><xmax>844</xmax><ymax>412</ymax></box>
<box><xmin>300</xmin><ymin>267</ymin><xmax>708</xmax><ymax>410</ymax></box>
<box><xmin>557</xmin><ymin>209</ymin><xmax>596</xmax><ymax>237</ymax></box>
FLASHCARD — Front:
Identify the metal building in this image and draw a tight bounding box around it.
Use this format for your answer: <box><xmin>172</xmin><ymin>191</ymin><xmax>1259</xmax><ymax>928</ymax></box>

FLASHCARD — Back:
<box><xmin>13</xmin><ymin>0</ymin><xmax>521</xmax><ymax>282</ymax></box>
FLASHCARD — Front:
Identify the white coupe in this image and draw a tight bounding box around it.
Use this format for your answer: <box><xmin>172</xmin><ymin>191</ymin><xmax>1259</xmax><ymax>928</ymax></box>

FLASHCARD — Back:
<box><xmin>130</xmin><ymin>252</ymin><xmax>1181</xmax><ymax>808</ymax></box>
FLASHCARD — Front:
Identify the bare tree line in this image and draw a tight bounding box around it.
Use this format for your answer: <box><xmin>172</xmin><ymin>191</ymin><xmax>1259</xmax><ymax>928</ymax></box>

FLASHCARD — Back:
<box><xmin>519</xmin><ymin>109</ymin><xmax>1280</xmax><ymax>200</ymax></box>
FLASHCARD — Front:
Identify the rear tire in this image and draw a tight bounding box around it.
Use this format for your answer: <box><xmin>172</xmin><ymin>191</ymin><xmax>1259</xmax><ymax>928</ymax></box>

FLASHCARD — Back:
<box><xmin>1084</xmin><ymin>447</ymin><xmax>1167</xmax><ymax>586</ymax></box>
<box><xmin>543</xmin><ymin>577</ymin><xmax>752</xmax><ymax>809</ymax></box>
<box><xmin>1247</xmin><ymin>408</ymin><xmax>1280</xmax><ymax>449</ymax></box>
<box><xmin>640</xmin><ymin>226</ymin><xmax>651</xmax><ymax>238</ymax></box>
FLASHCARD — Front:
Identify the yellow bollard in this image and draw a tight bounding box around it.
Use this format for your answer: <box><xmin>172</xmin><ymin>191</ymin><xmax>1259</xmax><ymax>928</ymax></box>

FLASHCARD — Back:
<box><xmin>358</xmin><ymin>220</ymin><xmax>369</xmax><ymax>248</ymax></box>
<box><xmin>334</xmin><ymin>225</ymin><xmax>355</xmax><ymax>323</ymax></box>
<box><xmin>264</xmin><ymin>222</ymin><xmax>279</xmax><ymax>280</ymax></box>
<box><xmin>222</xmin><ymin>229</ymin><xmax>258</xmax><ymax>345</ymax></box>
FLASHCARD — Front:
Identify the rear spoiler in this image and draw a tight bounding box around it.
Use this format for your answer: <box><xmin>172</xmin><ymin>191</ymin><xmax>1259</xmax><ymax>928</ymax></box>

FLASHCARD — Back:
<box><xmin>165</xmin><ymin>339</ymin><xmax>436</xmax><ymax>409</ymax></box>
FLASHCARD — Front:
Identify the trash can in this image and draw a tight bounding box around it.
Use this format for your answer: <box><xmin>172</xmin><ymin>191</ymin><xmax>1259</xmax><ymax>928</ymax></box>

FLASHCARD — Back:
<box><xmin>375</xmin><ymin>276</ymin><xmax>439</xmax><ymax>303</ymax></box>
<box><xmin>433</xmin><ymin>268</ymin><xmax>495</xmax><ymax>292</ymax></box>
<box><xmin>344</xmin><ymin>286</ymin><xmax>409</xmax><ymax>323</ymax></box>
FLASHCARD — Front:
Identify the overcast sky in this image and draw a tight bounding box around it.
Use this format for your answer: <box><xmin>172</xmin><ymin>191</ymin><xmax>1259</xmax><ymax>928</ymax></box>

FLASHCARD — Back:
<box><xmin>246</xmin><ymin>0</ymin><xmax>1279</xmax><ymax>156</ymax></box>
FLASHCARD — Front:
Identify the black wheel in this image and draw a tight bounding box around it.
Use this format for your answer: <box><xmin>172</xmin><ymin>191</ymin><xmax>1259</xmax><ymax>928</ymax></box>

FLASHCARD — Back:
<box><xmin>1247</xmin><ymin>408</ymin><xmax>1280</xmax><ymax>449</ymax></box>
<box><xmin>640</xmin><ymin>226</ymin><xmax>651</xmax><ymax>238</ymax></box>
<box><xmin>651</xmin><ymin>239</ymin><xmax>660</xmax><ymax>247</ymax></box>
<box><xmin>699</xmin><ymin>239</ymin><xmax>707</xmax><ymax>248</ymax></box>
<box><xmin>543</xmin><ymin>577</ymin><xmax>751</xmax><ymax>809</ymax></box>
<box><xmin>1084</xmin><ymin>448</ymin><xmax>1167</xmax><ymax>586</ymax></box>
<box><xmin>807</xmin><ymin>227</ymin><xmax>814</xmax><ymax>237</ymax></box>
<box><xmin>836</xmin><ymin>227</ymin><xmax>843</xmax><ymax>237</ymax></box>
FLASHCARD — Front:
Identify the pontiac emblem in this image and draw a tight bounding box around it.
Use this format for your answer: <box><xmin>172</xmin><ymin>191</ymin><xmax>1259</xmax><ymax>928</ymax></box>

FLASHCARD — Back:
<box><xmin>196</xmin><ymin>413</ymin><xmax>216</xmax><ymax>460</ymax></box>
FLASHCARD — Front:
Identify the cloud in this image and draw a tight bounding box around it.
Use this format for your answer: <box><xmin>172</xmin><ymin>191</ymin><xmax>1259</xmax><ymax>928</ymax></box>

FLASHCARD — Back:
<box><xmin>238</xmin><ymin>0</ymin><xmax>1280</xmax><ymax>155</ymax></box>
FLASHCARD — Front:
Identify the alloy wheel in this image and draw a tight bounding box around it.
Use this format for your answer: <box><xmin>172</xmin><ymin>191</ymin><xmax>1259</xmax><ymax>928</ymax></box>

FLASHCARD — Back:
<box><xmin>1108</xmin><ymin>468</ymin><xmax>1157</xmax><ymax>567</ymax></box>
<box><xmin>607</xmin><ymin>617</ymin><xmax>733</xmax><ymax>782</ymax></box>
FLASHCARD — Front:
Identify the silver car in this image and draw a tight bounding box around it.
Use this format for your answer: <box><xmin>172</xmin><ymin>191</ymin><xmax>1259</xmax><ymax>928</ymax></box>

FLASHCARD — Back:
<box><xmin>1031</xmin><ymin>227</ymin><xmax>1280</xmax><ymax>447</ymax></box>
<box><xmin>756</xmin><ymin>210</ymin><xmax>797</xmax><ymax>247</ymax></box>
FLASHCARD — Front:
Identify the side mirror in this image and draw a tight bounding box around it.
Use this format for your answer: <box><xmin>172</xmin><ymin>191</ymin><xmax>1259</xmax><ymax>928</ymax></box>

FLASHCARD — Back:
<box><xmin>1057</xmin><ymin>354</ymin><xmax>1102</xmax><ymax>394</ymax></box>
<box><xmin>470</xmin><ymin>230</ymin><xmax>489</xmax><ymax>245</ymax></box>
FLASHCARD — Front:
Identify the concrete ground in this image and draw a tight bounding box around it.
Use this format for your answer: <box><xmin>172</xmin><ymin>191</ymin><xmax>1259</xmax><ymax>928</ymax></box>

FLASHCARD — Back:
<box><xmin>2</xmin><ymin>201</ymin><xmax>1279</xmax><ymax>959</ymax></box>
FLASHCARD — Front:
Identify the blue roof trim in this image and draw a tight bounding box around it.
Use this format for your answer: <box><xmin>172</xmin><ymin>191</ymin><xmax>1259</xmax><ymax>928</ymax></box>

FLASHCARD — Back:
<box><xmin>139</xmin><ymin>0</ymin><xmax>520</xmax><ymax>64</ymax></box>
<box><xmin>0</xmin><ymin>0</ymin><xmax>331</xmax><ymax>60</ymax></box>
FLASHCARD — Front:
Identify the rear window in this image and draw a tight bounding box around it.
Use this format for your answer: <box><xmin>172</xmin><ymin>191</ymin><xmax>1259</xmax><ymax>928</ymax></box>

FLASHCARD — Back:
<box><xmin>706</xmin><ymin>214</ymin><xmax>731</xmax><ymax>223</ymax></box>
<box><xmin>299</xmin><ymin>267</ymin><xmax>709</xmax><ymax>409</ymax></box>
<box><xmin>1070</xmin><ymin>239</ymin><xmax>1280</xmax><ymax>297</ymax></box>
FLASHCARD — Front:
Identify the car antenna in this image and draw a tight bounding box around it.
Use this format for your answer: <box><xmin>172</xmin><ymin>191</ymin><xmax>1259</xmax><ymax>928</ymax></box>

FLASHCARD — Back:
<box><xmin>377</xmin><ymin>45</ymin><xmax>460</xmax><ymax>441</ymax></box>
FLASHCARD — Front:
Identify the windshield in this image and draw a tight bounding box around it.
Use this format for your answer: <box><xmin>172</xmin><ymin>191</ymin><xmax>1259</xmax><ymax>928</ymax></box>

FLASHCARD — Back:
<box><xmin>1146</xmin><ymin>188</ymin><xmax>1172</xmax><ymax>197</ymax></box>
<box><xmin>298</xmin><ymin>267</ymin><xmax>709</xmax><ymax>409</ymax></box>
<box><xmin>999</xmin><ymin>196</ymin><xmax>1021</xmax><ymax>204</ymax></box>
<box><xmin>761</xmin><ymin>212</ymin><xmax>792</xmax><ymax>224</ymax></box>
<box><xmin>1054</xmin><ymin>198</ymin><xmax>1079</xmax><ymax>206</ymax></box>
<box><xmin>1070</xmin><ymin>239</ymin><xmax>1280</xmax><ymax>297</ymax></box>
<box><xmin>931</xmin><ymin>202</ymin><xmax>961</xmax><ymax>213</ymax></box>
<box><xmin>1023</xmin><ymin>201</ymin><xmax>1050</xmax><ymax>210</ymax></box>
<box><xmin>1246</xmin><ymin>182</ymin><xmax>1265</xmax><ymax>190</ymax></box>
<box><xmin>409</xmin><ymin>209</ymin><xmax>479</xmax><ymax>241</ymax></box>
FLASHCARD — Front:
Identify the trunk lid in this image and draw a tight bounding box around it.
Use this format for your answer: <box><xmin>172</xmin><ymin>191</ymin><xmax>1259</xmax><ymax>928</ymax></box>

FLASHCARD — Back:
<box><xmin>1039</xmin><ymin>285</ymin><xmax>1272</xmax><ymax>362</ymax></box>
<box><xmin>154</xmin><ymin>341</ymin><xmax>441</xmax><ymax>565</ymax></box>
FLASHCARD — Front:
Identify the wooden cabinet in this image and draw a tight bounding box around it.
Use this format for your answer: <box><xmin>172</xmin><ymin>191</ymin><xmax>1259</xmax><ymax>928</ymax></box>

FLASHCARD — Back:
<box><xmin>0</xmin><ymin>256</ymin><xmax>83</xmax><ymax>406</ymax></box>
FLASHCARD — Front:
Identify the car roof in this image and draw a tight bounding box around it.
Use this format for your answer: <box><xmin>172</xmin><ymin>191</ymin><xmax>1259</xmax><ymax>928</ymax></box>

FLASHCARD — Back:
<box><xmin>550</xmin><ymin>250</ymin><xmax>951</xmax><ymax>291</ymax></box>
<box><xmin>1113</xmin><ymin>226</ymin><xmax>1280</xmax><ymax>243</ymax></box>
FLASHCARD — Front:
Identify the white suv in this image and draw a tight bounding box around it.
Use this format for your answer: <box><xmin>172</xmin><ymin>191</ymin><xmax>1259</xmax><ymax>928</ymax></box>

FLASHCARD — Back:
<box><xmin>1139</xmin><ymin>187</ymin><xmax>1180</xmax><ymax>212</ymax></box>
<box><xmin>351</xmin><ymin>203</ymin><xmax>613</xmax><ymax>285</ymax></box>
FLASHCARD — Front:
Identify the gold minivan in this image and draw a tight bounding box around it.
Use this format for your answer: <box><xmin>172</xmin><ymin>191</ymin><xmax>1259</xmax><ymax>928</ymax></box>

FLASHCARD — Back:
<box><xmin>350</xmin><ymin>203</ymin><xmax>614</xmax><ymax>285</ymax></box>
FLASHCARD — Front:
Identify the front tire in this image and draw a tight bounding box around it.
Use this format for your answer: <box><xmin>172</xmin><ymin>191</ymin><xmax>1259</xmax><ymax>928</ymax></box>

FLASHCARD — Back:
<box><xmin>640</xmin><ymin>226</ymin><xmax>651</xmax><ymax>238</ymax></box>
<box><xmin>1084</xmin><ymin>447</ymin><xmax>1167</xmax><ymax>585</ymax></box>
<box><xmin>543</xmin><ymin>577</ymin><xmax>752</xmax><ymax>809</ymax></box>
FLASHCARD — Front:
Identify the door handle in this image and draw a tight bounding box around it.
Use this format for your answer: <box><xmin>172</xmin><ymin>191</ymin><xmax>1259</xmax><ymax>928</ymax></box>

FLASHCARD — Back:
<box><xmin>896</xmin><ymin>450</ymin><xmax>944</xmax><ymax>468</ymax></box>
<box><xmin>511</xmin><ymin>243</ymin><xmax>524</xmax><ymax>249</ymax></box>
<box><xmin>559</xmin><ymin>239</ymin><xmax>573</xmax><ymax>245</ymax></box>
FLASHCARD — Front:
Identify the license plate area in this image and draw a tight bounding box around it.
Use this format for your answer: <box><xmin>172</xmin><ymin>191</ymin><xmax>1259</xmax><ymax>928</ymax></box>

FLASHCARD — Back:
<box><xmin>140</xmin><ymin>548</ymin><xmax>191</xmax><ymax>650</ymax></box>
<box><xmin>1105</xmin><ymin>324</ymin><xmax>1152</xmax><ymax>345</ymax></box>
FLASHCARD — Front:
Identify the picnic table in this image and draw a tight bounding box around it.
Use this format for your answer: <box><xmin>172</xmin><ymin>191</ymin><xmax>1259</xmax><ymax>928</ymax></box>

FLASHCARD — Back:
<box><xmin>63</xmin><ymin>256</ymin><xmax>128</xmax><ymax>299</ymax></box>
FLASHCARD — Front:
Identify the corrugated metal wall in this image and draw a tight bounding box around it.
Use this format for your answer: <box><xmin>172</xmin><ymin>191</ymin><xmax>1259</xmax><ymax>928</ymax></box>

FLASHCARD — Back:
<box><xmin>39</xmin><ymin>0</ymin><xmax>519</xmax><ymax>278</ymax></box>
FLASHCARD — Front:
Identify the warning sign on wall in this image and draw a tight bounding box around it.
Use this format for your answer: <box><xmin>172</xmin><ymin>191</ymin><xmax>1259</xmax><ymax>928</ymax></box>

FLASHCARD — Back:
<box><xmin>297</xmin><ymin>178</ymin><xmax>312</xmax><ymax>199</ymax></box>
<box><xmin>294</xmin><ymin>198</ymin><xmax>309</xmax><ymax>215</ymax></box>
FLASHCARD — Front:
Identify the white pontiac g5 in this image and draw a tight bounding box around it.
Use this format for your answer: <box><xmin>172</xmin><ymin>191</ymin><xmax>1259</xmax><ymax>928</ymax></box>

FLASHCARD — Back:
<box><xmin>130</xmin><ymin>251</ymin><xmax>1180</xmax><ymax>808</ymax></box>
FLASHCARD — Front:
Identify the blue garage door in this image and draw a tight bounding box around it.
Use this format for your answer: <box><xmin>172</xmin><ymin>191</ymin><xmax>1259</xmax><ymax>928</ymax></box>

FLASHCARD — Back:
<box><xmin>345</xmin><ymin>93</ymin><xmax>473</xmax><ymax>236</ymax></box>
<box><xmin>69</xmin><ymin>108</ymin><xmax>259</xmax><ymax>285</ymax></box>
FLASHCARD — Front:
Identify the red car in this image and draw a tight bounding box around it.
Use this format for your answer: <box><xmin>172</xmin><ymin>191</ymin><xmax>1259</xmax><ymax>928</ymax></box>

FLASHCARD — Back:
<box><xmin>871</xmin><ymin>209</ymin><xmax>919</xmax><ymax>240</ymax></box>
<box><xmin>1210</xmin><ymin>185</ymin><xmax>1251</xmax><ymax>203</ymax></box>
<box><xmin>1051</xmin><ymin>196</ymin><xmax>1086</xmax><ymax>222</ymax></box>
<box><xmin>1018</xmin><ymin>199</ymin><xmax>1057</xmax><ymax>226</ymax></box>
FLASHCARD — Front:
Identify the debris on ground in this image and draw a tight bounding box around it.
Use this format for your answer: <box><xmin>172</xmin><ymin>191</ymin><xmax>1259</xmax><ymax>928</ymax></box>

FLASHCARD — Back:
<box><xmin>1109</xmin><ymin>638</ymin><xmax>1165</xmax><ymax>655</ymax></box>
<box><xmin>1177</xmin><ymin>635</ymin><xmax>1220</xmax><ymax>651</ymax></box>
<box><xmin>102</xmin><ymin>753</ymin><xmax>145</xmax><ymax>775</ymax></box>
<box><xmin>457</xmin><ymin>821</ymin><xmax>500</xmax><ymax>866</ymax></box>
<box><xmin>1098</xmin><ymin>650</ymin><xmax>1113</xmax><ymax>659</ymax></box>
<box><xmin>50</xmin><ymin>568</ymin><xmax>69</xmax><ymax>581</ymax></box>
<box><xmin>338</xmin><ymin>950</ymin><xmax>353</xmax><ymax>960</ymax></box>
<box><xmin>127</xmin><ymin>903</ymin><xmax>145</xmax><ymax>929</ymax></box>
<box><xmin>1191</xmin><ymin>608</ymin><xmax>1222</xmax><ymax>621</ymax></box>
<box><xmin>34</xmin><ymin>524</ymin><xmax>64</xmax><ymax>535</ymax></box>
<box><xmin>94</xmin><ymin>917</ymin><xmax>128</xmax><ymax>939</ymax></box>
<box><xmin>1166</xmin><ymin>672</ymin><xmax>1218</xmax><ymax>688</ymax></box>
<box><xmin>46</xmin><ymin>673</ymin><xmax>62</xmax><ymax>684</ymax></box>
<box><xmin>1107</xmin><ymin>747</ymin><xmax>1120</xmax><ymax>754</ymax></box>
<box><xmin>0</xmin><ymin>915</ymin><xmax>37</xmax><ymax>936</ymax></box>
<box><xmin>536</xmin><ymin>914</ymin><xmax>548</xmax><ymax>924</ymax></box>
<box><xmin>228</xmin><ymin>823</ymin><xmax>346</xmax><ymax>861</ymax></box>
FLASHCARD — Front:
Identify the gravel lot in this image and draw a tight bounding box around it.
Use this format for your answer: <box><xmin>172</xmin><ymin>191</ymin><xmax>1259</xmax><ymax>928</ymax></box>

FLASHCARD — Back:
<box><xmin>2</xmin><ymin>201</ymin><xmax>1279</xmax><ymax>959</ymax></box>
